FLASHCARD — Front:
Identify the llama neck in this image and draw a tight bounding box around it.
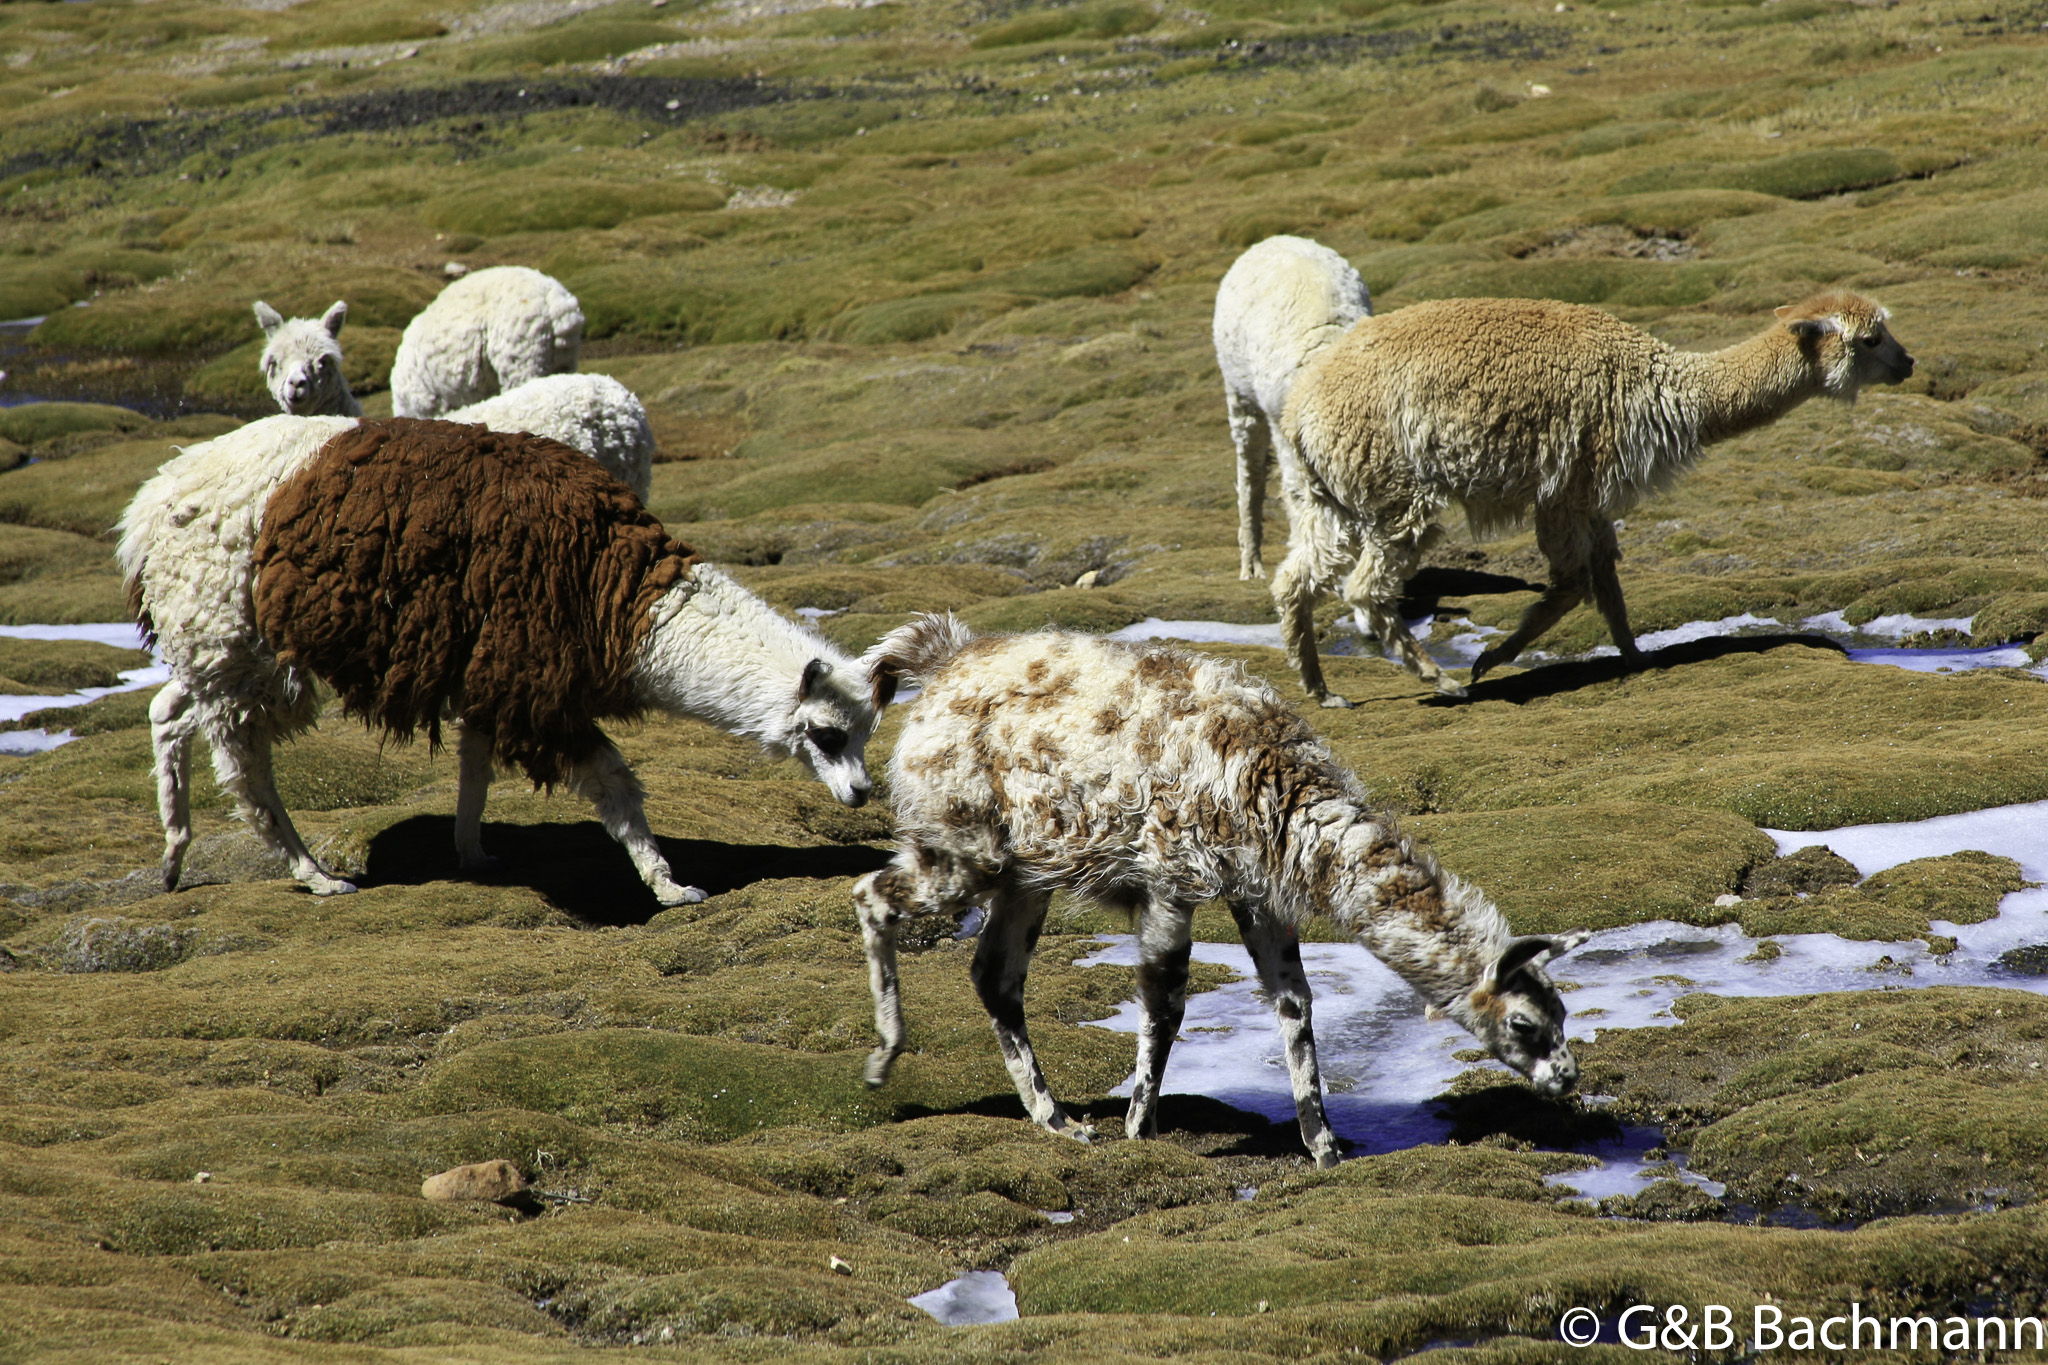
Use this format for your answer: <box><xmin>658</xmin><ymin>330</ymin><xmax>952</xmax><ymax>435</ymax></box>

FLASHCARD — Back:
<box><xmin>630</xmin><ymin>566</ymin><xmax>825</xmax><ymax>741</ymax></box>
<box><xmin>1296</xmin><ymin>800</ymin><xmax>1511</xmax><ymax>1011</ymax></box>
<box><xmin>1675</xmin><ymin>324</ymin><xmax>1825</xmax><ymax>446</ymax></box>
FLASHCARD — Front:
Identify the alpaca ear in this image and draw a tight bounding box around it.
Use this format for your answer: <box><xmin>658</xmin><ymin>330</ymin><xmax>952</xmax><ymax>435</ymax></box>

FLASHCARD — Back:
<box><xmin>1492</xmin><ymin>930</ymin><xmax>1591</xmax><ymax>984</ymax></box>
<box><xmin>798</xmin><ymin>657</ymin><xmax>831</xmax><ymax>701</ymax></box>
<box><xmin>320</xmin><ymin>300</ymin><xmax>348</xmax><ymax>337</ymax></box>
<box><xmin>254</xmin><ymin>301</ymin><xmax>284</xmax><ymax>336</ymax></box>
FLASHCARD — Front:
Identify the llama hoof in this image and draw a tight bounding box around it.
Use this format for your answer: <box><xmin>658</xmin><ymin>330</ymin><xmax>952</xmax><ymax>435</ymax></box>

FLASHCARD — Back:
<box><xmin>307</xmin><ymin>874</ymin><xmax>358</xmax><ymax>897</ymax></box>
<box><xmin>863</xmin><ymin>1049</ymin><xmax>898</xmax><ymax>1089</ymax></box>
<box><xmin>656</xmin><ymin>882</ymin><xmax>708</xmax><ymax>907</ymax></box>
<box><xmin>1312</xmin><ymin>1146</ymin><xmax>1343</xmax><ymax>1170</ymax></box>
<box><xmin>1432</xmin><ymin>676</ymin><xmax>1468</xmax><ymax>699</ymax></box>
<box><xmin>1318</xmin><ymin>694</ymin><xmax>1354</xmax><ymax>709</ymax></box>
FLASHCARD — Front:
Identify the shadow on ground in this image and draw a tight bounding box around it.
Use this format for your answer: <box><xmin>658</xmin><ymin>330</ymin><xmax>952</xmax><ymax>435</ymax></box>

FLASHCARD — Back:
<box><xmin>365</xmin><ymin>815</ymin><xmax>892</xmax><ymax>924</ymax></box>
<box><xmin>1443</xmin><ymin>633</ymin><xmax>1851</xmax><ymax>705</ymax></box>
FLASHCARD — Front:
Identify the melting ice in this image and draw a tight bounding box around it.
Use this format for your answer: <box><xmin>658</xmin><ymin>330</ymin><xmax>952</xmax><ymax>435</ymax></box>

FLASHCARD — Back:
<box><xmin>0</xmin><ymin>623</ymin><xmax>167</xmax><ymax>749</ymax></box>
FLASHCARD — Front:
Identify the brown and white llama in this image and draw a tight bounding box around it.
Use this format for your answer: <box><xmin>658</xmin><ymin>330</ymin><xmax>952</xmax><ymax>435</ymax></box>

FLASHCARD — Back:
<box><xmin>1275</xmin><ymin>292</ymin><xmax>1915</xmax><ymax>702</ymax></box>
<box><xmin>117</xmin><ymin>416</ymin><xmax>879</xmax><ymax>906</ymax></box>
<box><xmin>853</xmin><ymin>616</ymin><xmax>1589</xmax><ymax>1167</ymax></box>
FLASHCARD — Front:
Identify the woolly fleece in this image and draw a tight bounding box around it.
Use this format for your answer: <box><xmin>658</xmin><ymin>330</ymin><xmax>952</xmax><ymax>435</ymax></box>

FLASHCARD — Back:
<box><xmin>252</xmin><ymin>418</ymin><xmax>695</xmax><ymax>785</ymax></box>
<box><xmin>444</xmin><ymin>372</ymin><xmax>655</xmax><ymax>500</ymax></box>
<box><xmin>389</xmin><ymin>265</ymin><xmax>584</xmax><ymax>418</ymax></box>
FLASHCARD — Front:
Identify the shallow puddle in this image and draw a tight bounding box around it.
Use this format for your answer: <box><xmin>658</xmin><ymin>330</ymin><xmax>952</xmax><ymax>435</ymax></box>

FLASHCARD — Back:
<box><xmin>1082</xmin><ymin>800</ymin><xmax>2048</xmax><ymax>1209</ymax></box>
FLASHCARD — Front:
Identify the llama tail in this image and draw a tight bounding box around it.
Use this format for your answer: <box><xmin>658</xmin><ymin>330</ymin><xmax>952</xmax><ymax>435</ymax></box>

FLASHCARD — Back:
<box><xmin>863</xmin><ymin>612</ymin><xmax>973</xmax><ymax>707</ymax></box>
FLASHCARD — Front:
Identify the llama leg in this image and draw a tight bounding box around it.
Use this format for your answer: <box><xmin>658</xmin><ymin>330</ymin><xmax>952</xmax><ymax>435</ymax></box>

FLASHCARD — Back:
<box><xmin>564</xmin><ymin>735</ymin><xmax>702</xmax><ymax>906</ymax></box>
<box><xmin>1469</xmin><ymin>510</ymin><xmax>1593</xmax><ymax>684</ymax></box>
<box><xmin>1342</xmin><ymin>532</ymin><xmax>1463</xmax><ymax>698</ymax></box>
<box><xmin>453</xmin><ymin>722</ymin><xmax>502</xmax><ymax>873</ymax></box>
<box><xmin>972</xmin><ymin>879</ymin><xmax>1090</xmax><ymax>1140</ymax></box>
<box><xmin>855</xmin><ymin>844</ymin><xmax>991</xmax><ymax>1088</ymax></box>
<box><xmin>1272</xmin><ymin>542</ymin><xmax>1342</xmax><ymax>707</ymax></box>
<box><xmin>1228</xmin><ymin>900</ymin><xmax>1339</xmax><ymax>1168</ymax></box>
<box><xmin>1583</xmin><ymin>516</ymin><xmax>1642</xmax><ymax>666</ymax></box>
<box><xmin>150</xmin><ymin>678</ymin><xmax>198</xmax><ymax>891</ymax></box>
<box><xmin>1125</xmin><ymin>898</ymin><xmax>1194</xmax><ymax>1142</ymax></box>
<box><xmin>208</xmin><ymin>719</ymin><xmax>356</xmax><ymax>896</ymax></box>
<box><xmin>1228</xmin><ymin>388</ymin><xmax>1273</xmax><ymax>580</ymax></box>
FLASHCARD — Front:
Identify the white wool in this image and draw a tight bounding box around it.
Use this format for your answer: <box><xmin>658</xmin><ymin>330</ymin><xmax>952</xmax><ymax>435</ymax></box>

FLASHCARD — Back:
<box><xmin>118</xmin><ymin>413</ymin><xmax>360</xmax><ymax>737</ymax></box>
<box><xmin>390</xmin><ymin>266</ymin><xmax>583</xmax><ymax>418</ymax></box>
<box><xmin>445</xmin><ymin>373</ymin><xmax>654</xmax><ymax>500</ymax></box>
<box><xmin>1213</xmin><ymin>236</ymin><xmax>1371</xmax><ymax>581</ymax></box>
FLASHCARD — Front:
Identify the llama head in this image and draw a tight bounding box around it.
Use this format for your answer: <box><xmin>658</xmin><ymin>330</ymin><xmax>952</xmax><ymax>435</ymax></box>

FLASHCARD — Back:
<box><xmin>1457</xmin><ymin>929</ymin><xmax>1593</xmax><ymax>1096</ymax></box>
<box><xmin>783</xmin><ymin>655</ymin><xmax>879</xmax><ymax>807</ymax></box>
<box><xmin>255</xmin><ymin>300</ymin><xmax>354</xmax><ymax>415</ymax></box>
<box><xmin>1775</xmin><ymin>292</ymin><xmax>1913</xmax><ymax>399</ymax></box>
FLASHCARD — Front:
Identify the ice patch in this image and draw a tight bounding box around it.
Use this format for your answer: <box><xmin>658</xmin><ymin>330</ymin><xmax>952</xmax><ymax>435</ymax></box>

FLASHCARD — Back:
<box><xmin>909</xmin><ymin>1271</ymin><xmax>1019</xmax><ymax>1326</ymax></box>
<box><xmin>1803</xmin><ymin>610</ymin><xmax>1975</xmax><ymax>638</ymax></box>
<box><xmin>1109</xmin><ymin>618</ymin><xmax>1282</xmax><ymax>647</ymax></box>
<box><xmin>0</xmin><ymin>622</ymin><xmax>167</xmax><ymax>741</ymax></box>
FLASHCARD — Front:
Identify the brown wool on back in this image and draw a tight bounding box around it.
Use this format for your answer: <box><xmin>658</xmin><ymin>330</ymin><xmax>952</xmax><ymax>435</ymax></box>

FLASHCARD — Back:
<box><xmin>252</xmin><ymin>418</ymin><xmax>696</xmax><ymax>785</ymax></box>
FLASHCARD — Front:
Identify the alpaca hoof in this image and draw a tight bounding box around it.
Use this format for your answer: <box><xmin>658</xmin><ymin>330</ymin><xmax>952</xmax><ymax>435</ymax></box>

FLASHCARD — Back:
<box><xmin>1433</xmin><ymin>676</ymin><xmax>1468</xmax><ymax>699</ymax></box>
<box><xmin>1239</xmin><ymin>565</ymin><xmax>1267</xmax><ymax>581</ymax></box>
<box><xmin>864</xmin><ymin>1049</ymin><xmax>898</xmax><ymax>1089</ymax></box>
<box><xmin>656</xmin><ymin>882</ymin><xmax>708</xmax><ymax>907</ymax></box>
<box><xmin>307</xmin><ymin>874</ymin><xmax>358</xmax><ymax>897</ymax></box>
<box><xmin>1318</xmin><ymin>693</ymin><xmax>1354</xmax><ymax>709</ymax></box>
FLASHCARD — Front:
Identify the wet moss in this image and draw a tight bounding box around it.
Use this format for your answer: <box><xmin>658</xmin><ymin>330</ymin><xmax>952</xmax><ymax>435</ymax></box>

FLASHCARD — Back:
<box><xmin>0</xmin><ymin>637</ymin><xmax>148</xmax><ymax>694</ymax></box>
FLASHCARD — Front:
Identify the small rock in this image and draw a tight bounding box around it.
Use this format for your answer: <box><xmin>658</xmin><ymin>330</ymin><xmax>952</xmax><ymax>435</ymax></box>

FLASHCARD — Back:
<box><xmin>192</xmin><ymin>1171</ymin><xmax>211</xmax><ymax>1184</ymax></box>
<box><xmin>829</xmin><ymin>1255</ymin><xmax>853</xmax><ymax>1276</ymax></box>
<box><xmin>421</xmin><ymin>1159</ymin><xmax>530</xmax><ymax>1204</ymax></box>
<box><xmin>1712</xmin><ymin>892</ymin><xmax>1742</xmax><ymax>908</ymax></box>
<box><xmin>445</xmin><ymin>261</ymin><xmax>469</xmax><ymax>279</ymax></box>
<box><xmin>1073</xmin><ymin>570</ymin><xmax>1100</xmax><ymax>590</ymax></box>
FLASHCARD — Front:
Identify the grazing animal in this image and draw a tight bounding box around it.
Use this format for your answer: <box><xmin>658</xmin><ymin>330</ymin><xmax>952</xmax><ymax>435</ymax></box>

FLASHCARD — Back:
<box><xmin>1276</xmin><ymin>292</ymin><xmax>1915</xmax><ymax>703</ymax></box>
<box><xmin>253</xmin><ymin>300</ymin><xmax>361</xmax><ymax>417</ymax></box>
<box><xmin>390</xmin><ymin>266</ymin><xmax>583</xmax><ymax>418</ymax></box>
<box><xmin>852</xmin><ymin>617</ymin><xmax>1589</xmax><ymax>1167</ymax></box>
<box><xmin>1213</xmin><ymin>235</ymin><xmax>1372</xmax><ymax>580</ymax></box>
<box><xmin>446</xmin><ymin>373</ymin><xmax>656</xmax><ymax>501</ymax></box>
<box><xmin>118</xmin><ymin>416</ymin><xmax>877</xmax><ymax>905</ymax></box>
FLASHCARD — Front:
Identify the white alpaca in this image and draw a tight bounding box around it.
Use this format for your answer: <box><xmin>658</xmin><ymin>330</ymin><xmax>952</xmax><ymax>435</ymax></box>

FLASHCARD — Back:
<box><xmin>1213</xmin><ymin>236</ymin><xmax>1371</xmax><ymax>580</ymax></box>
<box><xmin>854</xmin><ymin>617</ymin><xmax>1589</xmax><ymax>1167</ymax></box>
<box><xmin>1276</xmin><ymin>291</ymin><xmax>1916</xmax><ymax>703</ymax></box>
<box><xmin>390</xmin><ymin>266</ymin><xmax>584</xmax><ymax>418</ymax></box>
<box><xmin>253</xmin><ymin>301</ymin><xmax>361</xmax><ymax>417</ymax></box>
<box><xmin>118</xmin><ymin>416</ymin><xmax>878</xmax><ymax>906</ymax></box>
<box><xmin>446</xmin><ymin>373</ymin><xmax>655</xmax><ymax>501</ymax></box>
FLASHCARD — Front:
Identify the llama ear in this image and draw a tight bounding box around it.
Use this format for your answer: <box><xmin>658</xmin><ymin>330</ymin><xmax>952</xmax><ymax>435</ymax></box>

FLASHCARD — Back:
<box><xmin>320</xmin><ymin>300</ymin><xmax>348</xmax><ymax>337</ymax></box>
<box><xmin>253</xmin><ymin>301</ymin><xmax>284</xmax><ymax>335</ymax></box>
<box><xmin>1781</xmin><ymin>316</ymin><xmax>1838</xmax><ymax>342</ymax></box>
<box><xmin>798</xmin><ymin>657</ymin><xmax>831</xmax><ymax>701</ymax></box>
<box><xmin>865</xmin><ymin>652</ymin><xmax>901</xmax><ymax>709</ymax></box>
<box><xmin>1492</xmin><ymin>930</ymin><xmax>1591</xmax><ymax>985</ymax></box>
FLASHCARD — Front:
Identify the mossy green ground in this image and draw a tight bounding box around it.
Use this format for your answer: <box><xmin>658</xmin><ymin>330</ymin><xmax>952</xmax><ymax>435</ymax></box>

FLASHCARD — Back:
<box><xmin>6</xmin><ymin>0</ymin><xmax>2048</xmax><ymax>1356</ymax></box>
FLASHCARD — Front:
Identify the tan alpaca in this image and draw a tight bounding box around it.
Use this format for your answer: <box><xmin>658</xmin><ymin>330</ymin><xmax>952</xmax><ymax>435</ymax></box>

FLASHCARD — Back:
<box><xmin>1274</xmin><ymin>292</ymin><xmax>1915</xmax><ymax>703</ymax></box>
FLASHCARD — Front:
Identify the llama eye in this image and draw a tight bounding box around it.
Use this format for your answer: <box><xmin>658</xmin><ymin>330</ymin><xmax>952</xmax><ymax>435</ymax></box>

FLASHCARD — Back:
<box><xmin>806</xmin><ymin>725</ymin><xmax>848</xmax><ymax>756</ymax></box>
<box><xmin>1509</xmin><ymin>1017</ymin><xmax>1540</xmax><ymax>1039</ymax></box>
<box><xmin>1860</xmin><ymin>335</ymin><xmax>1880</xmax><ymax>348</ymax></box>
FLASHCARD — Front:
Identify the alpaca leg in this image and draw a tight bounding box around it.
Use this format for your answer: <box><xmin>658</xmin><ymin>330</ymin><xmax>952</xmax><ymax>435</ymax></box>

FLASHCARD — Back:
<box><xmin>855</xmin><ymin>844</ymin><xmax>991</xmax><ymax>1088</ymax></box>
<box><xmin>564</xmin><ymin>736</ymin><xmax>701</xmax><ymax>906</ymax></box>
<box><xmin>453</xmin><ymin>723</ymin><xmax>503</xmax><ymax>873</ymax></box>
<box><xmin>1228</xmin><ymin>388</ymin><xmax>1273</xmax><ymax>580</ymax></box>
<box><xmin>150</xmin><ymin>679</ymin><xmax>198</xmax><ymax>891</ymax></box>
<box><xmin>1342</xmin><ymin>532</ymin><xmax>1463</xmax><ymax>698</ymax></box>
<box><xmin>972</xmin><ymin>878</ymin><xmax>1090</xmax><ymax>1140</ymax></box>
<box><xmin>1583</xmin><ymin>517</ymin><xmax>1642</xmax><ymax>666</ymax></box>
<box><xmin>1469</xmin><ymin>511</ymin><xmax>1593</xmax><ymax>684</ymax></box>
<box><xmin>1125</xmin><ymin>898</ymin><xmax>1194</xmax><ymax>1142</ymax></box>
<box><xmin>1228</xmin><ymin>900</ymin><xmax>1339</xmax><ymax>1168</ymax></box>
<box><xmin>1272</xmin><ymin>543</ymin><xmax>1342</xmax><ymax>707</ymax></box>
<box><xmin>208</xmin><ymin>719</ymin><xmax>356</xmax><ymax>896</ymax></box>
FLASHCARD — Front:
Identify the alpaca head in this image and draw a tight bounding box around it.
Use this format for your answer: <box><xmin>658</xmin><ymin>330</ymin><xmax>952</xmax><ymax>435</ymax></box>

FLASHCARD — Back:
<box><xmin>783</xmin><ymin>655</ymin><xmax>879</xmax><ymax>807</ymax></box>
<box><xmin>1775</xmin><ymin>291</ymin><xmax>1914</xmax><ymax>399</ymax></box>
<box><xmin>255</xmin><ymin>300</ymin><xmax>354</xmax><ymax>415</ymax></box>
<box><xmin>1454</xmin><ymin>928</ymin><xmax>1592</xmax><ymax>1096</ymax></box>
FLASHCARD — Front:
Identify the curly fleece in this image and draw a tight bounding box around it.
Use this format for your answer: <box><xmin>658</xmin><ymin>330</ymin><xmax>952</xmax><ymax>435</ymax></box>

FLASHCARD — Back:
<box><xmin>252</xmin><ymin>418</ymin><xmax>695</xmax><ymax>784</ymax></box>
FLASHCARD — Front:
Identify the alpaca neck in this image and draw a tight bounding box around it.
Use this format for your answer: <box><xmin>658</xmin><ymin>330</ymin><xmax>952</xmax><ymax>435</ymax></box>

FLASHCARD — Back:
<box><xmin>1300</xmin><ymin>801</ymin><xmax>1511</xmax><ymax>1011</ymax></box>
<box><xmin>630</xmin><ymin>566</ymin><xmax>821</xmax><ymax>741</ymax></box>
<box><xmin>1678</xmin><ymin>324</ymin><xmax>1825</xmax><ymax>446</ymax></box>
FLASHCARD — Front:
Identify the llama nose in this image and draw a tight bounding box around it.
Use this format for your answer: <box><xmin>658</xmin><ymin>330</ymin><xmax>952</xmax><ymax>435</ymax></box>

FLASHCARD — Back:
<box><xmin>845</xmin><ymin>785</ymin><xmax>871</xmax><ymax>808</ymax></box>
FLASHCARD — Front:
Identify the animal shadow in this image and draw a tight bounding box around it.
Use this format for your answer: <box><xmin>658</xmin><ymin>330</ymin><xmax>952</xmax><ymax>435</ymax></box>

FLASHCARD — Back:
<box><xmin>362</xmin><ymin>814</ymin><xmax>891</xmax><ymax>926</ymax></box>
<box><xmin>1399</xmin><ymin>565</ymin><xmax>1546</xmax><ymax>616</ymax></box>
<box><xmin>1434</xmin><ymin>1082</ymin><xmax>1624</xmax><ymax>1149</ymax></box>
<box><xmin>1439</xmin><ymin>632</ymin><xmax>1849</xmax><ymax>705</ymax></box>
